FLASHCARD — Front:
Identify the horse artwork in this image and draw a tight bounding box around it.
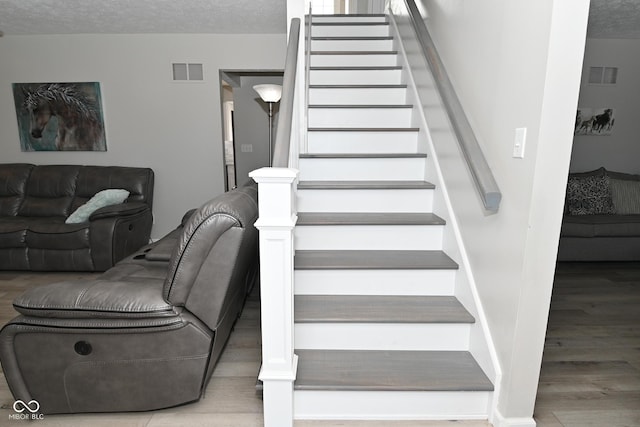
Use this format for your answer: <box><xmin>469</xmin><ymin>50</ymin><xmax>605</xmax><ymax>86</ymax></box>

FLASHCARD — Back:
<box><xmin>12</xmin><ymin>82</ymin><xmax>107</xmax><ymax>151</ymax></box>
<box><xmin>575</xmin><ymin>107</ymin><xmax>616</xmax><ymax>136</ymax></box>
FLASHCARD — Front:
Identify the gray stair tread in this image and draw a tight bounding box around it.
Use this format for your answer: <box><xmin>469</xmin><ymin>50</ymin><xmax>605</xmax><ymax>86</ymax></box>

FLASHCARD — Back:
<box><xmin>312</xmin><ymin>14</ymin><xmax>386</xmax><ymax>17</ymax></box>
<box><xmin>310</xmin><ymin>66</ymin><xmax>401</xmax><ymax>70</ymax></box>
<box><xmin>294</xmin><ymin>249</ymin><xmax>457</xmax><ymax>270</ymax></box>
<box><xmin>308</xmin><ymin>127</ymin><xmax>419</xmax><ymax>132</ymax></box>
<box><xmin>295</xmin><ymin>295</ymin><xmax>474</xmax><ymax>323</ymax></box>
<box><xmin>312</xmin><ymin>36</ymin><xmax>393</xmax><ymax>40</ymax></box>
<box><xmin>297</xmin><ymin>180</ymin><xmax>434</xmax><ymax>189</ymax></box>
<box><xmin>309</xmin><ymin>84</ymin><xmax>407</xmax><ymax>88</ymax></box>
<box><xmin>297</xmin><ymin>212</ymin><xmax>445</xmax><ymax>226</ymax></box>
<box><xmin>308</xmin><ymin>104</ymin><xmax>411</xmax><ymax>108</ymax></box>
<box><xmin>295</xmin><ymin>350</ymin><xmax>493</xmax><ymax>391</ymax></box>
<box><xmin>299</xmin><ymin>153</ymin><xmax>425</xmax><ymax>159</ymax></box>
<box><xmin>312</xmin><ymin>22</ymin><xmax>389</xmax><ymax>26</ymax></box>
<box><xmin>311</xmin><ymin>51</ymin><xmax>398</xmax><ymax>55</ymax></box>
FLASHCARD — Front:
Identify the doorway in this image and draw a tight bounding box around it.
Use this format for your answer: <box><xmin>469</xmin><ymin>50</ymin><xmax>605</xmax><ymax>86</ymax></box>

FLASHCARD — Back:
<box><xmin>219</xmin><ymin>70</ymin><xmax>283</xmax><ymax>191</ymax></box>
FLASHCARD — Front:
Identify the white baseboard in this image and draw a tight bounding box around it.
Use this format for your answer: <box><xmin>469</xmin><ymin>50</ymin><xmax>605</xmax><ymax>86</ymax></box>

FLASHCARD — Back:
<box><xmin>491</xmin><ymin>409</ymin><xmax>536</xmax><ymax>427</ymax></box>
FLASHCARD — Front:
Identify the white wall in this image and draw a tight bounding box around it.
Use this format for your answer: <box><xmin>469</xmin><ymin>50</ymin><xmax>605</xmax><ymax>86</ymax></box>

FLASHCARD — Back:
<box><xmin>0</xmin><ymin>33</ymin><xmax>286</xmax><ymax>240</ymax></box>
<box><xmin>415</xmin><ymin>0</ymin><xmax>589</xmax><ymax>424</ymax></box>
<box><xmin>570</xmin><ymin>38</ymin><xmax>640</xmax><ymax>173</ymax></box>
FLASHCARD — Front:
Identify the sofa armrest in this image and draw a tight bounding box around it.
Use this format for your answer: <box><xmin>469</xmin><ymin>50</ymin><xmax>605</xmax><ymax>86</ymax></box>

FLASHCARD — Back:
<box><xmin>89</xmin><ymin>207</ymin><xmax>153</xmax><ymax>271</ymax></box>
<box><xmin>89</xmin><ymin>201</ymin><xmax>149</xmax><ymax>221</ymax></box>
<box><xmin>12</xmin><ymin>278</ymin><xmax>174</xmax><ymax>319</ymax></box>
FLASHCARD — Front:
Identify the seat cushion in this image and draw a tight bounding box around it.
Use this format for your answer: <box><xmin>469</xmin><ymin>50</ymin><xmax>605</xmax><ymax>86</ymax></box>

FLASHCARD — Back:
<box><xmin>24</xmin><ymin>218</ymin><xmax>90</xmax><ymax>249</ymax></box>
<box><xmin>561</xmin><ymin>214</ymin><xmax>640</xmax><ymax>237</ymax></box>
<box><xmin>13</xmin><ymin>277</ymin><xmax>175</xmax><ymax>319</ymax></box>
<box><xmin>0</xmin><ymin>217</ymin><xmax>29</xmax><ymax>248</ymax></box>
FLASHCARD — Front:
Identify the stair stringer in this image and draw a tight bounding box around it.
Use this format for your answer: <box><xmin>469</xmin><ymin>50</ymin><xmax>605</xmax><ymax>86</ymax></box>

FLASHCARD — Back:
<box><xmin>388</xmin><ymin>9</ymin><xmax>502</xmax><ymax>414</ymax></box>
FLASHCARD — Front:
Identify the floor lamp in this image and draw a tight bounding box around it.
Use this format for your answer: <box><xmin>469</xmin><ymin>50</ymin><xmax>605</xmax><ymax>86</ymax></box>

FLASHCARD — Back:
<box><xmin>253</xmin><ymin>84</ymin><xmax>282</xmax><ymax>167</ymax></box>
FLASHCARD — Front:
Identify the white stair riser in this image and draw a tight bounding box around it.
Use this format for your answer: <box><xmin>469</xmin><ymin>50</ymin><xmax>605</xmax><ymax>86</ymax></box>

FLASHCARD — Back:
<box><xmin>294</xmin><ymin>390</ymin><xmax>491</xmax><ymax>420</ymax></box>
<box><xmin>295</xmin><ymin>224</ymin><xmax>443</xmax><ymax>250</ymax></box>
<box><xmin>311</xmin><ymin>39</ymin><xmax>394</xmax><ymax>52</ymax></box>
<box><xmin>310</xmin><ymin>69</ymin><xmax>402</xmax><ymax>85</ymax></box>
<box><xmin>311</xmin><ymin>54</ymin><xmax>398</xmax><ymax>67</ymax></box>
<box><xmin>294</xmin><ymin>323</ymin><xmax>470</xmax><ymax>351</ymax></box>
<box><xmin>308</xmin><ymin>107</ymin><xmax>412</xmax><ymax>127</ymax></box>
<box><xmin>309</xmin><ymin>87</ymin><xmax>407</xmax><ymax>105</ymax></box>
<box><xmin>312</xmin><ymin>16</ymin><xmax>387</xmax><ymax>24</ymax></box>
<box><xmin>298</xmin><ymin>157</ymin><xmax>425</xmax><ymax>181</ymax></box>
<box><xmin>312</xmin><ymin>25</ymin><xmax>390</xmax><ymax>37</ymax></box>
<box><xmin>297</xmin><ymin>188</ymin><xmax>434</xmax><ymax>213</ymax></box>
<box><xmin>295</xmin><ymin>269</ymin><xmax>456</xmax><ymax>296</ymax></box>
<box><xmin>308</xmin><ymin>131</ymin><xmax>419</xmax><ymax>154</ymax></box>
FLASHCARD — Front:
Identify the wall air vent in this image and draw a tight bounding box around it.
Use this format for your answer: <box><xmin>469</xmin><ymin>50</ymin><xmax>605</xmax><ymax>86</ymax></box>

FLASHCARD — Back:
<box><xmin>172</xmin><ymin>63</ymin><xmax>204</xmax><ymax>81</ymax></box>
<box><xmin>588</xmin><ymin>66</ymin><xmax>617</xmax><ymax>85</ymax></box>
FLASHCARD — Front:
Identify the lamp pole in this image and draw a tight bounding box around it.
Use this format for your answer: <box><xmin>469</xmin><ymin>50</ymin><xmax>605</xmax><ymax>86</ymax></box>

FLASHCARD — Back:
<box><xmin>253</xmin><ymin>84</ymin><xmax>282</xmax><ymax>167</ymax></box>
<box><xmin>267</xmin><ymin>101</ymin><xmax>275</xmax><ymax>166</ymax></box>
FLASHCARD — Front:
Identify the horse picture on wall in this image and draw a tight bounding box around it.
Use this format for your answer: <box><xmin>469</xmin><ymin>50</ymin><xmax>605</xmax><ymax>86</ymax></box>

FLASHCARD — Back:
<box><xmin>12</xmin><ymin>82</ymin><xmax>107</xmax><ymax>151</ymax></box>
<box><xmin>575</xmin><ymin>107</ymin><xmax>615</xmax><ymax>136</ymax></box>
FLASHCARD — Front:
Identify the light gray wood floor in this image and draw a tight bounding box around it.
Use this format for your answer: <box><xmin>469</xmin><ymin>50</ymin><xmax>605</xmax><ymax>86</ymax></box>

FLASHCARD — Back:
<box><xmin>0</xmin><ymin>271</ymin><xmax>490</xmax><ymax>426</ymax></box>
<box><xmin>3</xmin><ymin>262</ymin><xmax>637</xmax><ymax>426</ymax></box>
<box><xmin>534</xmin><ymin>262</ymin><xmax>640</xmax><ymax>427</ymax></box>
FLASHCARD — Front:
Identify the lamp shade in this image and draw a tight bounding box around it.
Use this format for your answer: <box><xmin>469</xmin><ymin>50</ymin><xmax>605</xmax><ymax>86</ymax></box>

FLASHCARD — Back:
<box><xmin>253</xmin><ymin>84</ymin><xmax>282</xmax><ymax>103</ymax></box>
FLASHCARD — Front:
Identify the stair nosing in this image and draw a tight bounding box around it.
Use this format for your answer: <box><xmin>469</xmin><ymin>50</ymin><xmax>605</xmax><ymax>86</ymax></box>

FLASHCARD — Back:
<box><xmin>312</xmin><ymin>22</ymin><xmax>390</xmax><ymax>27</ymax></box>
<box><xmin>310</xmin><ymin>65</ymin><xmax>401</xmax><ymax>70</ymax></box>
<box><xmin>299</xmin><ymin>153</ymin><xmax>425</xmax><ymax>159</ymax></box>
<box><xmin>307</xmin><ymin>127</ymin><xmax>419</xmax><ymax>132</ymax></box>
<box><xmin>311</xmin><ymin>36</ymin><xmax>393</xmax><ymax>41</ymax></box>
<box><xmin>294</xmin><ymin>350</ymin><xmax>494</xmax><ymax>392</ymax></box>
<box><xmin>309</xmin><ymin>84</ymin><xmax>407</xmax><ymax>88</ymax></box>
<box><xmin>294</xmin><ymin>249</ymin><xmax>458</xmax><ymax>270</ymax></box>
<box><xmin>296</xmin><ymin>212</ymin><xmax>445</xmax><ymax>226</ymax></box>
<box><xmin>311</xmin><ymin>50</ymin><xmax>398</xmax><ymax>55</ymax></box>
<box><xmin>297</xmin><ymin>180</ymin><xmax>434</xmax><ymax>190</ymax></box>
<box><xmin>295</xmin><ymin>295</ymin><xmax>474</xmax><ymax>324</ymax></box>
<box><xmin>308</xmin><ymin>104</ymin><xmax>411</xmax><ymax>109</ymax></box>
<box><xmin>311</xmin><ymin>14</ymin><xmax>387</xmax><ymax>17</ymax></box>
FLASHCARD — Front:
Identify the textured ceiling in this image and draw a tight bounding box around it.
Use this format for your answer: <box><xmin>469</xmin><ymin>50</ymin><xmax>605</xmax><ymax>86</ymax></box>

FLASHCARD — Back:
<box><xmin>588</xmin><ymin>0</ymin><xmax>640</xmax><ymax>38</ymax></box>
<box><xmin>0</xmin><ymin>0</ymin><xmax>287</xmax><ymax>35</ymax></box>
<box><xmin>0</xmin><ymin>0</ymin><xmax>638</xmax><ymax>38</ymax></box>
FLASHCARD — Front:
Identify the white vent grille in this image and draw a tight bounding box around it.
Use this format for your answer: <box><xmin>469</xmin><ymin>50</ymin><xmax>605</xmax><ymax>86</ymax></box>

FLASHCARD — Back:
<box><xmin>172</xmin><ymin>63</ymin><xmax>204</xmax><ymax>81</ymax></box>
<box><xmin>588</xmin><ymin>66</ymin><xmax>617</xmax><ymax>85</ymax></box>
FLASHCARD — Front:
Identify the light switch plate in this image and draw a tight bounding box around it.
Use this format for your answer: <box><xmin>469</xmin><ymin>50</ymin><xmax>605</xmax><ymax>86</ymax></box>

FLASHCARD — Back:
<box><xmin>513</xmin><ymin>128</ymin><xmax>527</xmax><ymax>158</ymax></box>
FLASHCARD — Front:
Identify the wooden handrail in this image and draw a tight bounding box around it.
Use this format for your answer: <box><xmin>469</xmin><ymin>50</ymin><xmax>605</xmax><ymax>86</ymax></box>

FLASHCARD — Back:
<box><xmin>401</xmin><ymin>0</ymin><xmax>502</xmax><ymax>212</ymax></box>
<box><xmin>272</xmin><ymin>18</ymin><xmax>301</xmax><ymax>168</ymax></box>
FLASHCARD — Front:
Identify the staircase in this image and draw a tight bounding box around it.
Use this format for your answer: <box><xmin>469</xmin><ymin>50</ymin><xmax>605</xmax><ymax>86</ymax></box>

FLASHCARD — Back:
<box><xmin>291</xmin><ymin>14</ymin><xmax>494</xmax><ymax>420</ymax></box>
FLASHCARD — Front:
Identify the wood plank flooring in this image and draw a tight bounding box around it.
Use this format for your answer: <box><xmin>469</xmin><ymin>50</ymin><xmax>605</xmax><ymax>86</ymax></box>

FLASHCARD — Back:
<box><xmin>0</xmin><ymin>261</ymin><xmax>636</xmax><ymax>426</ymax></box>
<box><xmin>534</xmin><ymin>262</ymin><xmax>640</xmax><ymax>427</ymax></box>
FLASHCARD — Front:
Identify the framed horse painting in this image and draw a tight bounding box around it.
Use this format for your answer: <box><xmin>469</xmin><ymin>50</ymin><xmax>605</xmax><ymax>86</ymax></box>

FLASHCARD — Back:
<box><xmin>12</xmin><ymin>82</ymin><xmax>107</xmax><ymax>151</ymax></box>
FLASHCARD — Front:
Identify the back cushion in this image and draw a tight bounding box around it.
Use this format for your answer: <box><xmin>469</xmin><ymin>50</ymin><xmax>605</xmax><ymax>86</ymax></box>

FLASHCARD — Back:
<box><xmin>163</xmin><ymin>185</ymin><xmax>258</xmax><ymax>330</ymax></box>
<box><xmin>18</xmin><ymin>165</ymin><xmax>80</xmax><ymax>217</ymax></box>
<box><xmin>0</xmin><ymin>164</ymin><xmax>34</xmax><ymax>216</ymax></box>
<box><xmin>72</xmin><ymin>166</ymin><xmax>154</xmax><ymax>211</ymax></box>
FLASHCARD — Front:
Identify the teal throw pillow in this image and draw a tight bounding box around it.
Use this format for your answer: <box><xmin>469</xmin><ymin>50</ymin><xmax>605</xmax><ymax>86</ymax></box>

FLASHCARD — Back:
<box><xmin>65</xmin><ymin>189</ymin><xmax>130</xmax><ymax>224</ymax></box>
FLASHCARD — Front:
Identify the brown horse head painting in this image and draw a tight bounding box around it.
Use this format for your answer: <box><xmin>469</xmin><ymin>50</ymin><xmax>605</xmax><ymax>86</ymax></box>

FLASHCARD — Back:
<box><xmin>22</xmin><ymin>83</ymin><xmax>106</xmax><ymax>151</ymax></box>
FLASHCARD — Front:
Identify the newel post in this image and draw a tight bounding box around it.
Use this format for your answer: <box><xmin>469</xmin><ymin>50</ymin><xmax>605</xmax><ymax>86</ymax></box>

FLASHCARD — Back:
<box><xmin>249</xmin><ymin>167</ymin><xmax>299</xmax><ymax>427</ymax></box>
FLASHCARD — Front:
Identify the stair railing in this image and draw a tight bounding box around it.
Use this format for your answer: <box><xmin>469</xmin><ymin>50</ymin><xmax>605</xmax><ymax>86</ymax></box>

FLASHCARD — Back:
<box><xmin>304</xmin><ymin>6</ymin><xmax>312</xmax><ymax>155</ymax></box>
<box><xmin>392</xmin><ymin>0</ymin><xmax>502</xmax><ymax>212</ymax></box>
<box><xmin>272</xmin><ymin>17</ymin><xmax>301</xmax><ymax>167</ymax></box>
<box><xmin>249</xmin><ymin>14</ymin><xmax>304</xmax><ymax>427</ymax></box>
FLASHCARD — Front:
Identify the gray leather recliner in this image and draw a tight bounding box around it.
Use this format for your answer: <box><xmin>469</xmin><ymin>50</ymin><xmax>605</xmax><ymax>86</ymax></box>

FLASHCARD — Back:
<box><xmin>0</xmin><ymin>185</ymin><xmax>258</xmax><ymax>414</ymax></box>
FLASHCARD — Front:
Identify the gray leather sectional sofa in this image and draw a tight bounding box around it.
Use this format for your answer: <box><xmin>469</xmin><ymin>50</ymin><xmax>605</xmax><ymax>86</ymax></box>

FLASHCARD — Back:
<box><xmin>0</xmin><ymin>184</ymin><xmax>259</xmax><ymax>414</ymax></box>
<box><xmin>0</xmin><ymin>163</ymin><xmax>154</xmax><ymax>271</ymax></box>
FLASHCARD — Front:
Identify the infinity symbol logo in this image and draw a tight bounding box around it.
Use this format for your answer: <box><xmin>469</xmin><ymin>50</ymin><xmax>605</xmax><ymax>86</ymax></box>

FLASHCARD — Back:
<box><xmin>13</xmin><ymin>399</ymin><xmax>40</xmax><ymax>413</ymax></box>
